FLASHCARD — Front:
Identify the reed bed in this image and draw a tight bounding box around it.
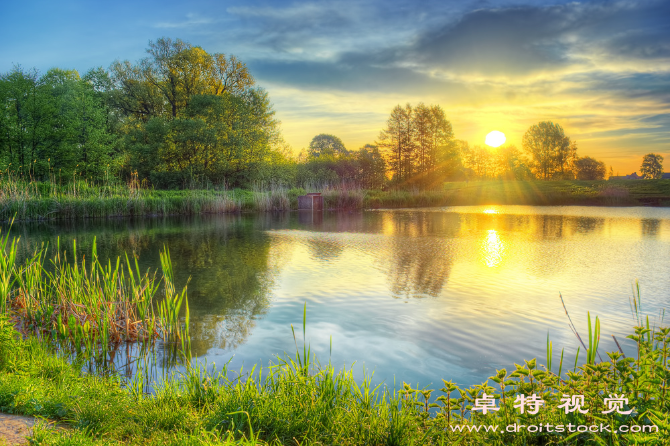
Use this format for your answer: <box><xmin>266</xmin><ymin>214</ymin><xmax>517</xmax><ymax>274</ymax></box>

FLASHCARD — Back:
<box><xmin>252</xmin><ymin>186</ymin><xmax>291</xmax><ymax>212</ymax></box>
<box><xmin>2</xmin><ymin>177</ymin><xmax>670</xmax><ymax>222</ymax></box>
<box><xmin>0</xmin><ymin>224</ymin><xmax>190</xmax><ymax>365</ymax></box>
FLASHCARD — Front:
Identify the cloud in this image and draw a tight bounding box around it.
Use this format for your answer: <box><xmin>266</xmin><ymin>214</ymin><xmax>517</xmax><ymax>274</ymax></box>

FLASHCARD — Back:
<box><xmin>203</xmin><ymin>0</ymin><xmax>670</xmax><ymax>170</ymax></box>
<box><xmin>355</xmin><ymin>0</ymin><xmax>670</xmax><ymax>78</ymax></box>
<box><xmin>155</xmin><ymin>13</ymin><xmax>214</xmax><ymax>29</ymax></box>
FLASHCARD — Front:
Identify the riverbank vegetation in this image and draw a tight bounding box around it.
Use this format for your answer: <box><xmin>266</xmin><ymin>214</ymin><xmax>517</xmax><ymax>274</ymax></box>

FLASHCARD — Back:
<box><xmin>0</xmin><ymin>225</ymin><xmax>191</xmax><ymax>375</ymax></box>
<box><xmin>1</xmin><ymin>301</ymin><xmax>670</xmax><ymax>444</ymax></box>
<box><xmin>2</xmin><ymin>177</ymin><xmax>670</xmax><ymax>221</ymax></box>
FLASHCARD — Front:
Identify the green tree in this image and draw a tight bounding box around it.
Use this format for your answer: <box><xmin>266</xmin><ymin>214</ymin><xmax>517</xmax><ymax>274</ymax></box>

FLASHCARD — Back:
<box><xmin>152</xmin><ymin>88</ymin><xmax>278</xmax><ymax>187</ymax></box>
<box><xmin>574</xmin><ymin>156</ymin><xmax>606</xmax><ymax>180</ymax></box>
<box><xmin>307</xmin><ymin>134</ymin><xmax>347</xmax><ymax>158</ymax></box>
<box><xmin>377</xmin><ymin>103</ymin><xmax>455</xmax><ymax>187</ymax></box>
<box><xmin>522</xmin><ymin>121</ymin><xmax>575</xmax><ymax>179</ymax></box>
<box><xmin>356</xmin><ymin>144</ymin><xmax>386</xmax><ymax>189</ymax></box>
<box><xmin>493</xmin><ymin>144</ymin><xmax>533</xmax><ymax>180</ymax></box>
<box><xmin>110</xmin><ymin>38</ymin><xmax>276</xmax><ymax>187</ymax></box>
<box><xmin>640</xmin><ymin>153</ymin><xmax>664</xmax><ymax>179</ymax></box>
<box><xmin>111</xmin><ymin>37</ymin><xmax>254</xmax><ymax>122</ymax></box>
<box><xmin>461</xmin><ymin>143</ymin><xmax>491</xmax><ymax>179</ymax></box>
<box><xmin>377</xmin><ymin>104</ymin><xmax>414</xmax><ymax>183</ymax></box>
<box><xmin>0</xmin><ymin>66</ymin><xmax>117</xmax><ymax>181</ymax></box>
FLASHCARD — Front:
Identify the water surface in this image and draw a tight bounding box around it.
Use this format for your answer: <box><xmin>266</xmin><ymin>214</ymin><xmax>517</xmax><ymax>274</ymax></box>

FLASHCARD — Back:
<box><xmin>11</xmin><ymin>205</ymin><xmax>670</xmax><ymax>389</ymax></box>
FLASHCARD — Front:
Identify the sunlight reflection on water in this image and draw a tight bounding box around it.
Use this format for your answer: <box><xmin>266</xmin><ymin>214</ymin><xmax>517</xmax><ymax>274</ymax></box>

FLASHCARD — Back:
<box><xmin>13</xmin><ymin>205</ymin><xmax>670</xmax><ymax>389</ymax></box>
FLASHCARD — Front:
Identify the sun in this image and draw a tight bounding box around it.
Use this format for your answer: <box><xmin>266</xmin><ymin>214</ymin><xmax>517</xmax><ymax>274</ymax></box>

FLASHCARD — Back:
<box><xmin>485</xmin><ymin>131</ymin><xmax>506</xmax><ymax>148</ymax></box>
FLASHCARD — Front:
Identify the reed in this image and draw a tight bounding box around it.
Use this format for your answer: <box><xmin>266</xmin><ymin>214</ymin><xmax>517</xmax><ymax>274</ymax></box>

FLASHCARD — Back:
<box><xmin>3</xmin><ymin>177</ymin><xmax>670</xmax><ymax>221</ymax></box>
<box><xmin>0</xmin><ymin>226</ymin><xmax>190</xmax><ymax>365</ymax></box>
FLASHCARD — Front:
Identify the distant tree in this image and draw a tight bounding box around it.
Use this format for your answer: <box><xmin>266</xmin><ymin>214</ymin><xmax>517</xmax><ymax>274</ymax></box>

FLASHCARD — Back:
<box><xmin>494</xmin><ymin>144</ymin><xmax>533</xmax><ymax>180</ymax></box>
<box><xmin>640</xmin><ymin>153</ymin><xmax>664</xmax><ymax>179</ymax></box>
<box><xmin>377</xmin><ymin>103</ymin><xmax>455</xmax><ymax>186</ymax></box>
<box><xmin>574</xmin><ymin>156</ymin><xmax>606</xmax><ymax>180</ymax></box>
<box><xmin>377</xmin><ymin>104</ymin><xmax>414</xmax><ymax>182</ymax></box>
<box><xmin>413</xmin><ymin>103</ymin><xmax>433</xmax><ymax>174</ymax></box>
<box><xmin>307</xmin><ymin>134</ymin><xmax>347</xmax><ymax>158</ymax></box>
<box><xmin>461</xmin><ymin>144</ymin><xmax>491</xmax><ymax>179</ymax></box>
<box><xmin>356</xmin><ymin>144</ymin><xmax>386</xmax><ymax>189</ymax></box>
<box><xmin>522</xmin><ymin>121</ymin><xmax>575</xmax><ymax>179</ymax></box>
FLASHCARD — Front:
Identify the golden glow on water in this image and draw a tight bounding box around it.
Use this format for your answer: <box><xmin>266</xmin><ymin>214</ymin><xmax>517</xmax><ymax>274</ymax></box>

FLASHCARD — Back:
<box><xmin>16</xmin><ymin>206</ymin><xmax>670</xmax><ymax>393</ymax></box>
<box><xmin>482</xmin><ymin>229</ymin><xmax>506</xmax><ymax>268</ymax></box>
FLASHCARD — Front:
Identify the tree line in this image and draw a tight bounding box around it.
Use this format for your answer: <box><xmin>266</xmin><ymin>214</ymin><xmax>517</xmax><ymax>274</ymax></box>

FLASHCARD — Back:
<box><xmin>300</xmin><ymin>111</ymin><xmax>613</xmax><ymax>188</ymax></box>
<box><xmin>0</xmin><ymin>37</ymin><xmax>635</xmax><ymax>190</ymax></box>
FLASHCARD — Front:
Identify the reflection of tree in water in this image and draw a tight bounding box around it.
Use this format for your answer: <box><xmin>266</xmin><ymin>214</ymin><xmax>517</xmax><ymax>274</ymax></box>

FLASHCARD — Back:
<box><xmin>532</xmin><ymin>215</ymin><xmax>604</xmax><ymax>240</ymax></box>
<box><xmin>157</xmin><ymin>219</ymin><xmax>283</xmax><ymax>357</ymax></box>
<box><xmin>641</xmin><ymin>218</ymin><xmax>661</xmax><ymax>237</ymax></box>
<box><xmin>306</xmin><ymin>236</ymin><xmax>345</xmax><ymax>261</ymax></box>
<box><xmin>384</xmin><ymin>213</ymin><xmax>458</xmax><ymax>299</ymax></box>
<box><xmin>573</xmin><ymin>216</ymin><xmax>604</xmax><ymax>234</ymax></box>
<box><xmin>537</xmin><ymin>215</ymin><xmax>566</xmax><ymax>239</ymax></box>
<box><xmin>11</xmin><ymin>214</ymin><xmax>285</xmax><ymax>358</ymax></box>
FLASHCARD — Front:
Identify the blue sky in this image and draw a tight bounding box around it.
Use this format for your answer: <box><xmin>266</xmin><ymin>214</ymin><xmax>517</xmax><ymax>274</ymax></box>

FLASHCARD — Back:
<box><xmin>2</xmin><ymin>0</ymin><xmax>669</xmax><ymax>173</ymax></box>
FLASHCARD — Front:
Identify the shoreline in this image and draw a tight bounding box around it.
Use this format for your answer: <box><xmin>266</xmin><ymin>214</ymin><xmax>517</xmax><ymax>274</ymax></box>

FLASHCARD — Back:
<box><xmin>3</xmin><ymin>179</ymin><xmax>670</xmax><ymax>222</ymax></box>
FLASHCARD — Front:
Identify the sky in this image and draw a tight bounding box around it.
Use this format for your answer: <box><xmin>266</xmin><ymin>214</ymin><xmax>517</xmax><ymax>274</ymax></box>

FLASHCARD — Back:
<box><xmin>1</xmin><ymin>0</ymin><xmax>669</xmax><ymax>174</ymax></box>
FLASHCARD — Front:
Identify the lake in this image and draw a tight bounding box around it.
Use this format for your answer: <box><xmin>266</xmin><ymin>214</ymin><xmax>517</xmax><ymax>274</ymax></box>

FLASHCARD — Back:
<box><xmin>10</xmin><ymin>205</ymin><xmax>670</xmax><ymax>390</ymax></box>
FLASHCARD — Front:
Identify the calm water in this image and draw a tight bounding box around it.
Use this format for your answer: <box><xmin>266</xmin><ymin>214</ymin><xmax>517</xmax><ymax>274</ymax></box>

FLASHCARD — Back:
<box><xmin>10</xmin><ymin>205</ymin><xmax>670</xmax><ymax>389</ymax></box>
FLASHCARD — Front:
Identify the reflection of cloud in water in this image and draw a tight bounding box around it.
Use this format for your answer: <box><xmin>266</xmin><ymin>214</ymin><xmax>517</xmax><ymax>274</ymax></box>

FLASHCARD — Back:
<box><xmin>13</xmin><ymin>207</ymin><xmax>670</xmax><ymax>392</ymax></box>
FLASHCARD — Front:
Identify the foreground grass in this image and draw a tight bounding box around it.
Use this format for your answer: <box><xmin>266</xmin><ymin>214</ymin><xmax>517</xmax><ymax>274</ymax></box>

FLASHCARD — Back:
<box><xmin>2</xmin><ymin>308</ymin><xmax>670</xmax><ymax>445</ymax></box>
<box><xmin>3</xmin><ymin>179</ymin><xmax>670</xmax><ymax>221</ymax></box>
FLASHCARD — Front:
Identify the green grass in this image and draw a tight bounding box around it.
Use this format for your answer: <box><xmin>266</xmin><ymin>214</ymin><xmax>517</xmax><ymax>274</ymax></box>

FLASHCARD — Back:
<box><xmin>4</xmin><ymin>178</ymin><xmax>670</xmax><ymax>221</ymax></box>
<box><xmin>2</xmin><ymin>295</ymin><xmax>670</xmax><ymax>445</ymax></box>
<box><xmin>0</xmin><ymin>224</ymin><xmax>190</xmax><ymax>370</ymax></box>
<box><xmin>365</xmin><ymin>180</ymin><xmax>670</xmax><ymax>208</ymax></box>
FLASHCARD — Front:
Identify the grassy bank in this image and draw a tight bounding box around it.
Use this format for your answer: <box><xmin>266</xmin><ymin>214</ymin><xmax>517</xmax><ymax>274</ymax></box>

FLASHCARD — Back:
<box><xmin>2</xmin><ymin>310</ymin><xmax>670</xmax><ymax>445</ymax></box>
<box><xmin>3</xmin><ymin>178</ymin><xmax>670</xmax><ymax>221</ymax></box>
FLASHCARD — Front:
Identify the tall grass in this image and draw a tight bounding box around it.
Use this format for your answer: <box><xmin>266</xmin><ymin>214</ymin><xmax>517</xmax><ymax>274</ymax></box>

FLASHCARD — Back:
<box><xmin>4</xmin><ymin>177</ymin><xmax>670</xmax><ymax>221</ymax></box>
<box><xmin>0</xmin><ymin>224</ymin><xmax>190</xmax><ymax>367</ymax></box>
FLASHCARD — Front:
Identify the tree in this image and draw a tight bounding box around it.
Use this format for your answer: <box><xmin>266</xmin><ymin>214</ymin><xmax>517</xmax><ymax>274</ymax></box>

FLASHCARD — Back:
<box><xmin>522</xmin><ymin>121</ymin><xmax>575</xmax><ymax>179</ymax></box>
<box><xmin>307</xmin><ymin>134</ymin><xmax>347</xmax><ymax>158</ymax></box>
<box><xmin>640</xmin><ymin>153</ymin><xmax>664</xmax><ymax>179</ymax></box>
<box><xmin>574</xmin><ymin>156</ymin><xmax>606</xmax><ymax>180</ymax></box>
<box><xmin>377</xmin><ymin>103</ymin><xmax>455</xmax><ymax>186</ymax></box>
<box><xmin>493</xmin><ymin>145</ymin><xmax>533</xmax><ymax>180</ymax></box>
<box><xmin>356</xmin><ymin>144</ymin><xmax>386</xmax><ymax>189</ymax></box>
<box><xmin>0</xmin><ymin>66</ymin><xmax>118</xmax><ymax>181</ymax></box>
<box><xmin>110</xmin><ymin>37</ymin><xmax>254</xmax><ymax>122</ymax></box>
<box><xmin>413</xmin><ymin>103</ymin><xmax>433</xmax><ymax>174</ymax></box>
<box><xmin>153</xmin><ymin>88</ymin><xmax>278</xmax><ymax>187</ymax></box>
<box><xmin>110</xmin><ymin>38</ymin><xmax>276</xmax><ymax>187</ymax></box>
<box><xmin>377</xmin><ymin>104</ymin><xmax>413</xmax><ymax>182</ymax></box>
<box><xmin>461</xmin><ymin>144</ymin><xmax>491</xmax><ymax>179</ymax></box>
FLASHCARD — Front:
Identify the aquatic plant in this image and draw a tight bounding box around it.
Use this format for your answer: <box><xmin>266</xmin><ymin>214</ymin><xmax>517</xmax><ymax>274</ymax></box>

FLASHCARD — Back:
<box><xmin>0</xmin><ymin>226</ymin><xmax>190</xmax><ymax>367</ymax></box>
